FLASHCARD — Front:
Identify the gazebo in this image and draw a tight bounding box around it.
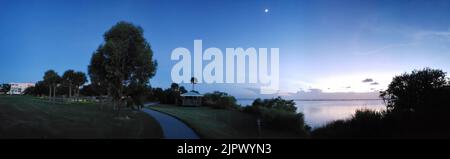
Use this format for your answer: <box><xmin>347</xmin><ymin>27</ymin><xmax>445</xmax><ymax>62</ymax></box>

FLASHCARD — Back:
<box><xmin>180</xmin><ymin>91</ymin><xmax>203</xmax><ymax>106</ymax></box>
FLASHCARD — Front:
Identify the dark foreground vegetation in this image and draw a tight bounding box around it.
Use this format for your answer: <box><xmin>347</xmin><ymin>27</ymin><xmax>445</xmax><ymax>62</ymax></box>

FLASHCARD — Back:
<box><xmin>0</xmin><ymin>96</ymin><xmax>163</xmax><ymax>138</ymax></box>
<box><xmin>312</xmin><ymin>68</ymin><xmax>450</xmax><ymax>138</ymax></box>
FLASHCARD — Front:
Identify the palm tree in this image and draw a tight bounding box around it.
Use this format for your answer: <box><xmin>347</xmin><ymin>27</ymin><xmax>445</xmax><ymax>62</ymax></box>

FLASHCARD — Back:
<box><xmin>73</xmin><ymin>71</ymin><xmax>87</xmax><ymax>97</ymax></box>
<box><xmin>62</xmin><ymin>70</ymin><xmax>76</xmax><ymax>98</ymax></box>
<box><xmin>43</xmin><ymin>70</ymin><xmax>61</xmax><ymax>100</ymax></box>
<box><xmin>190</xmin><ymin>77</ymin><xmax>197</xmax><ymax>91</ymax></box>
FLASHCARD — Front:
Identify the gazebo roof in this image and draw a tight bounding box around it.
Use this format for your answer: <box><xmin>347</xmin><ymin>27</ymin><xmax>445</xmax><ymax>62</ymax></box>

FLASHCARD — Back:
<box><xmin>181</xmin><ymin>91</ymin><xmax>203</xmax><ymax>97</ymax></box>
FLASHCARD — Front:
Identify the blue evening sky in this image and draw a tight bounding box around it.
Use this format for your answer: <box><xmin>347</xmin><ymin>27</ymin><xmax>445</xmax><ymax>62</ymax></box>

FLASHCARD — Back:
<box><xmin>1</xmin><ymin>0</ymin><xmax>450</xmax><ymax>98</ymax></box>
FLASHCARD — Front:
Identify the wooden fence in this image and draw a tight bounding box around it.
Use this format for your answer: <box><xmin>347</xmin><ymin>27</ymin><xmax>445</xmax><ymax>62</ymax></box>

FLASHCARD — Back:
<box><xmin>32</xmin><ymin>96</ymin><xmax>112</xmax><ymax>105</ymax></box>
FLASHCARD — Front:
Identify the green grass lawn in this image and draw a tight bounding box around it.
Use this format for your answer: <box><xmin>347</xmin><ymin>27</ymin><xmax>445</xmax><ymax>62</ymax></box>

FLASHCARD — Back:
<box><xmin>149</xmin><ymin>105</ymin><xmax>304</xmax><ymax>139</ymax></box>
<box><xmin>0</xmin><ymin>95</ymin><xmax>163</xmax><ymax>138</ymax></box>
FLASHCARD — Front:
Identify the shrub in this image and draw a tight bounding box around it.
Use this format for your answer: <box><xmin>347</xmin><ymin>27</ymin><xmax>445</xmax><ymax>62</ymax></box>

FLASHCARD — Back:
<box><xmin>258</xmin><ymin>107</ymin><xmax>308</xmax><ymax>134</ymax></box>
<box><xmin>203</xmin><ymin>91</ymin><xmax>238</xmax><ymax>109</ymax></box>
<box><xmin>250</xmin><ymin>97</ymin><xmax>296</xmax><ymax>112</ymax></box>
<box><xmin>312</xmin><ymin>105</ymin><xmax>450</xmax><ymax>138</ymax></box>
<box><xmin>244</xmin><ymin>97</ymin><xmax>309</xmax><ymax>135</ymax></box>
<box><xmin>312</xmin><ymin>109</ymin><xmax>386</xmax><ymax>138</ymax></box>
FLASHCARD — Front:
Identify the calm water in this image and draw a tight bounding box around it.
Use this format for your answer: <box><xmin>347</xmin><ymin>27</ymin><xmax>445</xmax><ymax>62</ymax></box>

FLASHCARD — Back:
<box><xmin>237</xmin><ymin>99</ymin><xmax>386</xmax><ymax>128</ymax></box>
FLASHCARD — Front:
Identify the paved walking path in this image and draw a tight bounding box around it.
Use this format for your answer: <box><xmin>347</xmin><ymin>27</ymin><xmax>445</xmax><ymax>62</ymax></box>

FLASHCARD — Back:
<box><xmin>142</xmin><ymin>103</ymin><xmax>199</xmax><ymax>139</ymax></box>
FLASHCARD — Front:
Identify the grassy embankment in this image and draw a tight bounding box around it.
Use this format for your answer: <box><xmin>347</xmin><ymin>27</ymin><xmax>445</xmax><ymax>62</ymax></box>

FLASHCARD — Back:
<box><xmin>0</xmin><ymin>95</ymin><xmax>163</xmax><ymax>138</ymax></box>
<box><xmin>149</xmin><ymin>105</ymin><xmax>304</xmax><ymax>139</ymax></box>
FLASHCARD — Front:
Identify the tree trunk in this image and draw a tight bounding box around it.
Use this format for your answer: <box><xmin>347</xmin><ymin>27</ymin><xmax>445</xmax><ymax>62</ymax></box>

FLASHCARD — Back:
<box><xmin>117</xmin><ymin>84</ymin><xmax>123</xmax><ymax>113</ymax></box>
<box><xmin>72</xmin><ymin>85</ymin><xmax>76</xmax><ymax>101</ymax></box>
<box><xmin>74</xmin><ymin>85</ymin><xmax>79</xmax><ymax>101</ymax></box>
<box><xmin>76</xmin><ymin>85</ymin><xmax>80</xmax><ymax>97</ymax></box>
<box><xmin>49</xmin><ymin>86</ymin><xmax>52</xmax><ymax>100</ymax></box>
<box><xmin>69</xmin><ymin>83</ymin><xmax>72</xmax><ymax>98</ymax></box>
<box><xmin>53</xmin><ymin>84</ymin><xmax>57</xmax><ymax>101</ymax></box>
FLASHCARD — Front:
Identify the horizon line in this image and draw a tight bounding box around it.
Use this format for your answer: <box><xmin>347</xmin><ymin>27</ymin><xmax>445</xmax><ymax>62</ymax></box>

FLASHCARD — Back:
<box><xmin>236</xmin><ymin>98</ymin><xmax>383</xmax><ymax>101</ymax></box>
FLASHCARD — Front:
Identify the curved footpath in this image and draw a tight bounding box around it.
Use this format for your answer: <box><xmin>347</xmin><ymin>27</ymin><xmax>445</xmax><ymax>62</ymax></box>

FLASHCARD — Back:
<box><xmin>142</xmin><ymin>103</ymin><xmax>199</xmax><ymax>139</ymax></box>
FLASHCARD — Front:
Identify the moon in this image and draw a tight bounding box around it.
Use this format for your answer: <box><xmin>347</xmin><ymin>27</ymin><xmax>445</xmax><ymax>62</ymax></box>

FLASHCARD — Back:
<box><xmin>264</xmin><ymin>8</ymin><xmax>269</xmax><ymax>13</ymax></box>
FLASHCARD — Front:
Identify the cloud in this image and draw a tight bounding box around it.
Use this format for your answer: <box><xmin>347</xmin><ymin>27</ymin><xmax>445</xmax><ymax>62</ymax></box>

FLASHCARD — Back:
<box><xmin>362</xmin><ymin>78</ymin><xmax>373</xmax><ymax>83</ymax></box>
<box><xmin>414</xmin><ymin>31</ymin><xmax>450</xmax><ymax>40</ymax></box>
<box><xmin>370</xmin><ymin>82</ymin><xmax>379</xmax><ymax>85</ymax></box>
<box><xmin>308</xmin><ymin>88</ymin><xmax>323</xmax><ymax>93</ymax></box>
<box><xmin>243</xmin><ymin>87</ymin><xmax>261</xmax><ymax>94</ymax></box>
<box><xmin>353</xmin><ymin>29</ymin><xmax>450</xmax><ymax>56</ymax></box>
<box><xmin>355</xmin><ymin>43</ymin><xmax>414</xmax><ymax>56</ymax></box>
<box><xmin>294</xmin><ymin>91</ymin><xmax>380</xmax><ymax>100</ymax></box>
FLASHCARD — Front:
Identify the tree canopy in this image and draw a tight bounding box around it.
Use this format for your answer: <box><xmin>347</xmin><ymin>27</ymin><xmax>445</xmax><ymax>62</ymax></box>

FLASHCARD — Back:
<box><xmin>43</xmin><ymin>70</ymin><xmax>60</xmax><ymax>86</ymax></box>
<box><xmin>380</xmin><ymin>68</ymin><xmax>448</xmax><ymax>112</ymax></box>
<box><xmin>73</xmin><ymin>71</ymin><xmax>87</xmax><ymax>97</ymax></box>
<box><xmin>0</xmin><ymin>84</ymin><xmax>11</xmax><ymax>94</ymax></box>
<box><xmin>88</xmin><ymin>21</ymin><xmax>157</xmax><ymax>108</ymax></box>
<box><xmin>43</xmin><ymin>70</ymin><xmax>61</xmax><ymax>98</ymax></box>
<box><xmin>203</xmin><ymin>91</ymin><xmax>238</xmax><ymax>109</ymax></box>
<box><xmin>251</xmin><ymin>97</ymin><xmax>297</xmax><ymax>113</ymax></box>
<box><xmin>62</xmin><ymin>69</ymin><xmax>76</xmax><ymax>97</ymax></box>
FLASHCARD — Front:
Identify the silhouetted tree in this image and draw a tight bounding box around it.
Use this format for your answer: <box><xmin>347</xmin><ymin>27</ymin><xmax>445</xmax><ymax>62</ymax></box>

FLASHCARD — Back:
<box><xmin>0</xmin><ymin>84</ymin><xmax>11</xmax><ymax>94</ymax></box>
<box><xmin>88</xmin><ymin>45</ymin><xmax>109</xmax><ymax>97</ymax></box>
<box><xmin>34</xmin><ymin>81</ymin><xmax>47</xmax><ymax>96</ymax></box>
<box><xmin>248</xmin><ymin>97</ymin><xmax>297</xmax><ymax>113</ymax></box>
<box><xmin>147</xmin><ymin>84</ymin><xmax>189</xmax><ymax>104</ymax></box>
<box><xmin>150</xmin><ymin>87</ymin><xmax>165</xmax><ymax>102</ymax></box>
<box><xmin>190</xmin><ymin>77</ymin><xmax>197</xmax><ymax>91</ymax></box>
<box><xmin>73</xmin><ymin>71</ymin><xmax>87</xmax><ymax>97</ymax></box>
<box><xmin>43</xmin><ymin>70</ymin><xmax>61</xmax><ymax>99</ymax></box>
<box><xmin>380</xmin><ymin>68</ymin><xmax>447</xmax><ymax>112</ymax></box>
<box><xmin>80</xmin><ymin>84</ymin><xmax>102</xmax><ymax>96</ymax></box>
<box><xmin>203</xmin><ymin>91</ymin><xmax>238</xmax><ymax>109</ymax></box>
<box><xmin>62</xmin><ymin>70</ymin><xmax>76</xmax><ymax>98</ymax></box>
<box><xmin>88</xmin><ymin>21</ymin><xmax>157</xmax><ymax>111</ymax></box>
<box><xmin>243</xmin><ymin>97</ymin><xmax>308</xmax><ymax>135</ymax></box>
<box><xmin>179</xmin><ymin>86</ymin><xmax>187</xmax><ymax>94</ymax></box>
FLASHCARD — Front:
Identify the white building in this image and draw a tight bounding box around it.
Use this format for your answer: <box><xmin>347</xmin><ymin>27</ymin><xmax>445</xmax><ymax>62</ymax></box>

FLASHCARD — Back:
<box><xmin>8</xmin><ymin>82</ymin><xmax>35</xmax><ymax>95</ymax></box>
